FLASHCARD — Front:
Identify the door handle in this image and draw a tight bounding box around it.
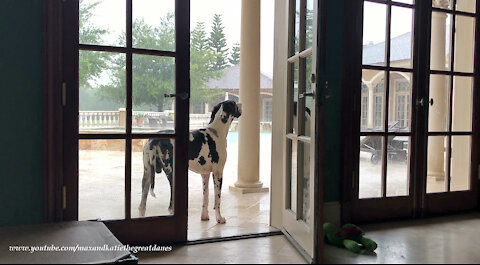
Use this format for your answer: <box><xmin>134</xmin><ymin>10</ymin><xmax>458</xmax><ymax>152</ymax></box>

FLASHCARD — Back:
<box><xmin>299</xmin><ymin>91</ymin><xmax>315</xmax><ymax>99</ymax></box>
<box><xmin>164</xmin><ymin>92</ymin><xmax>189</xmax><ymax>100</ymax></box>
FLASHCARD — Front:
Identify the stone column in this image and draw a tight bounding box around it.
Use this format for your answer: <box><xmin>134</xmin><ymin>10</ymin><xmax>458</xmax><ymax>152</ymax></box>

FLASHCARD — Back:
<box><xmin>367</xmin><ymin>83</ymin><xmax>375</xmax><ymax>129</ymax></box>
<box><xmin>230</xmin><ymin>0</ymin><xmax>268</xmax><ymax>194</ymax></box>
<box><xmin>427</xmin><ymin>1</ymin><xmax>449</xmax><ymax>180</ymax></box>
<box><xmin>119</xmin><ymin>108</ymin><xmax>126</xmax><ymax>128</ymax></box>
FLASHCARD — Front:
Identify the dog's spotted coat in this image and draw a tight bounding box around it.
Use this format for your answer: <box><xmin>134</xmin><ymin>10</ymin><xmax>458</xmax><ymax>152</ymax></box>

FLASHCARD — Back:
<box><xmin>139</xmin><ymin>101</ymin><xmax>242</xmax><ymax>224</ymax></box>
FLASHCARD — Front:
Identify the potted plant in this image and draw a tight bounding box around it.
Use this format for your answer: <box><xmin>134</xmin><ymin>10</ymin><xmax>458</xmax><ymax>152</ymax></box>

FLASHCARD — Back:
<box><xmin>135</xmin><ymin>112</ymin><xmax>145</xmax><ymax>127</ymax></box>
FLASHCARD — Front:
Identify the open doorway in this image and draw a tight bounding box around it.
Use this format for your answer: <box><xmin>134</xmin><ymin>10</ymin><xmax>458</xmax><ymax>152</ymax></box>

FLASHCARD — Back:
<box><xmin>75</xmin><ymin>0</ymin><xmax>277</xmax><ymax>242</ymax></box>
<box><xmin>187</xmin><ymin>0</ymin><xmax>275</xmax><ymax>241</ymax></box>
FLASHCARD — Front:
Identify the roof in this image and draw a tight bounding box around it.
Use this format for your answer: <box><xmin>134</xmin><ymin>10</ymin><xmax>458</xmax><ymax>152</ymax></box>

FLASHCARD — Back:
<box><xmin>363</xmin><ymin>30</ymin><xmax>451</xmax><ymax>65</ymax></box>
<box><xmin>207</xmin><ymin>65</ymin><xmax>273</xmax><ymax>90</ymax></box>
<box><xmin>363</xmin><ymin>32</ymin><xmax>412</xmax><ymax>65</ymax></box>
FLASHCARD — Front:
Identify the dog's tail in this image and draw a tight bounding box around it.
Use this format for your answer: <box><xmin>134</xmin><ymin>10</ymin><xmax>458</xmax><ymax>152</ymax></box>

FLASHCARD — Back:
<box><xmin>149</xmin><ymin>164</ymin><xmax>157</xmax><ymax>198</ymax></box>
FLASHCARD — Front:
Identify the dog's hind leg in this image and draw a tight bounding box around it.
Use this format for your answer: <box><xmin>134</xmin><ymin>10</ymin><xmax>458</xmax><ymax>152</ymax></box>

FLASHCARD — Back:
<box><xmin>201</xmin><ymin>173</ymin><xmax>210</xmax><ymax>221</ymax></box>
<box><xmin>213</xmin><ymin>172</ymin><xmax>226</xmax><ymax>224</ymax></box>
<box><xmin>139</xmin><ymin>164</ymin><xmax>152</xmax><ymax>217</ymax></box>
<box><xmin>166</xmin><ymin>171</ymin><xmax>174</xmax><ymax>215</ymax></box>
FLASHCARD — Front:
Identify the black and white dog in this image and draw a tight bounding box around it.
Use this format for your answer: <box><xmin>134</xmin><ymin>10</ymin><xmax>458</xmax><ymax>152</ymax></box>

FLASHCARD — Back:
<box><xmin>139</xmin><ymin>100</ymin><xmax>242</xmax><ymax>224</ymax></box>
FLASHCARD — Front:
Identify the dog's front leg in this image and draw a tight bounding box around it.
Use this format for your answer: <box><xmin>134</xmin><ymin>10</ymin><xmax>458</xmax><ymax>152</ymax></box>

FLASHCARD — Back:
<box><xmin>213</xmin><ymin>172</ymin><xmax>226</xmax><ymax>224</ymax></box>
<box><xmin>201</xmin><ymin>173</ymin><xmax>210</xmax><ymax>221</ymax></box>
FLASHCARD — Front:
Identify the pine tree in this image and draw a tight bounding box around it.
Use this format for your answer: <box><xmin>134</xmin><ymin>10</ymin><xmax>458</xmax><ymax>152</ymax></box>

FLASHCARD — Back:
<box><xmin>208</xmin><ymin>14</ymin><xmax>229</xmax><ymax>71</ymax></box>
<box><xmin>229</xmin><ymin>43</ymin><xmax>240</xmax><ymax>65</ymax></box>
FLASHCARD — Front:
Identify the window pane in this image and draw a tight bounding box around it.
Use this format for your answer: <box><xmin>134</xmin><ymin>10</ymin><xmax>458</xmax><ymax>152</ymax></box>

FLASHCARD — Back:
<box><xmin>289</xmin><ymin>139</ymin><xmax>298</xmax><ymax>213</ymax></box>
<box><xmin>363</xmin><ymin>2</ymin><xmax>387</xmax><ymax>66</ymax></box>
<box><xmin>387</xmin><ymin>137</ymin><xmax>410</xmax><ymax>197</ymax></box>
<box><xmin>428</xmin><ymin>74</ymin><xmax>450</xmax><ymax>132</ymax></box>
<box><xmin>290</xmin><ymin>61</ymin><xmax>300</xmax><ymax>134</ymax></box>
<box><xmin>133</xmin><ymin>0</ymin><xmax>175</xmax><ymax>51</ymax></box>
<box><xmin>132</xmin><ymin>55</ymin><xmax>175</xmax><ymax>133</ymax></box>
<box><xmin>430</xmin><ymin>12</ymin><xmax>452</xmax><ymax>71</ymax></box>
<box><xmin>300</xmin><ymin>141</ymin><xmax>310</xmax><ymax>224</ymax></box>
<box><xmin>79</xmin><ymin>51</ymin><xmax>126</xmax><ymax>134</ymax></box>
<box><xmin>361</xmin><ymin>70</ymin><xmax>386</xmax><ymax>132</ymax></box>
<box><xmin>450</xmin><ymin>136</ymin><xmax>471</xmax><ymax>191</ymax></box>
<box><xmin>132</xmin><ymin>138</ymin><xmax>175</xmax><ymax>218</ymax></box>
<box><xmin>454</xmin><ymin>15</ymin><xmax>475</xmax><ymax>73</ymax></box>
<box><xmin>432</xmin><ymin>0</ymin><xmax>453</xmax><ymax>10</ymax></box>
<box><xmin>389</xmin><ymin>72</ymin><xmax>412</xmax><ymax>132</ymax></box>
<box><xmin>294</xmin><ymin>0</ymin><xmax>301</xmax><ymax>54</ymax></box>
<box><xmin>394</xmin><ymin>0</ymin><xmax>413</xmax><ymax>4</ymax></box>
<box><xmin>305</xmin><ymin>0</ymin><xmax>314</xmax><ymax>49</ymax></box>
<box><xmin>427</xmin><ymin>136</ymin><xmax>448</xmax><ymax>193</ymax></box>
<box><xmin>359</xmin><ymin>136</ymin><xmax>384</xmax><ymax>199</ymax></box>
<box><xmin>452</xmin><ymin>76</ymin><xmax>473</xmax><ymax>132</ymax></box>
<box><xmin>303</xmin><ymin>56</ymin><xmax>313</xmax><ymax>137</ymax></box>
<box><xmin>79</xmin><ymin>0</ymin><xmax>126</xmax><ymax>47</ymax></box>
<box><xmin>390</xmin><ymin>6</ymin><xmax>413</xmax><ymax>68</ymax></box>
<box><xmin>79</xmin><ymin>139</ymin><xmax>125</xmax><ymax>221</ymax></box>
<box><xmin>456</xmin><ymin>0</ymin><xmax>476</xmax><ymax>13</ymax></box>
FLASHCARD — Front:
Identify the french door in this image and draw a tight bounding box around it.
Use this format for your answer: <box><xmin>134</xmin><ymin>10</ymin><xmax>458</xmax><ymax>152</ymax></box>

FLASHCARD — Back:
<box><xmin>282</xmin><ymin>0</ymin><xmax>324</xmax><ymax>262</ymax></box>
<box><xmin>347</xmin><ymin>0</ymin><xmax>479</xmax><ymax>223</ymax></box>
<box><xmin>62</xmin><ymin>0</ymin><xmax>190</xmax><ymax>244</ymax></box>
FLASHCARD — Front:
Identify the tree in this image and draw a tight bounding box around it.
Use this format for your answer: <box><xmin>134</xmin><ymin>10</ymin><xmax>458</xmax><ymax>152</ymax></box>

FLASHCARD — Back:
<box><xmin>98</xmin><ymin>15</ymin><xmax>175</xmax><ymax>112</ymax></box>
<box><xmin>229</xmin><ymin>43</ymin><xmax>240</xmax><ymax>65</ymax></box>
<box><xmin>79</xmin><ymin>0</ymin><xmax>109</xmax><ymax>90</ymax></box>
<box><xmin>208</xmin><ymin>14</ymin><xmax>229</xmax><ymax>71</ymax></box>
<box><xmin>191</xmin><ymin>22</ymin><xmax>224</xmax><ymax>106</ymax></box>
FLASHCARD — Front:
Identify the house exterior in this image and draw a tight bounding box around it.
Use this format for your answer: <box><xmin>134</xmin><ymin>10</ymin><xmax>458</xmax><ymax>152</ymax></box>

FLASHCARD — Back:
<box><xmin>192</xmin><ymin>65</ymin><xmax>273</xmax><ymax>122</ymax></box>
<box><xmin>361</xmin><ymin>32</ymin><xmax>414</xmax><ymax>131</ymax></box>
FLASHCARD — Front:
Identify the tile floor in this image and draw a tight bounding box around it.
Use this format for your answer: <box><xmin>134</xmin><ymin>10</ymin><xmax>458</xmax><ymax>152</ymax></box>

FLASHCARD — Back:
<box><xmin>78</xmin><ymin>132</ymin><xmax>274</xmax><ymax>241</ymax></box>
<box><xmin>136</xmin><ymin>213</ymin><xmax>480</xmax><ymax>264</ymax></box>
<box><xmin>323</xmin><ymin>213</ymin><xmax>480</xmax><ymax>264</ymax></box>
<box><xmin>136</xmin><ymin>235</ymin><xmax>306</xmax><ymax>264</ymax></box>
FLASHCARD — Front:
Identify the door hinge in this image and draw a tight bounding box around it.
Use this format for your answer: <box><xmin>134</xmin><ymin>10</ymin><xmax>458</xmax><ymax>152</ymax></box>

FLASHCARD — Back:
<box><xmin>62</xmin><ymin>82</ymin><xmax>67</xmax><ymax>106</ymax></box>
<box><xmin>62</xmin><ymin>186</ymin><xmax>67</xmax><ymax>210</ymax></box>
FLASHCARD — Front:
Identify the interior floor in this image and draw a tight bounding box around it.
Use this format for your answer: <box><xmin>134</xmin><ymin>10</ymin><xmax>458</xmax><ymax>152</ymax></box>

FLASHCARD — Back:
<box><xmin>137</xmin><ymin>213</ymin><xmax>480</xmax><ymax>264</ymax></box>
<box><xmin>324</xmin><ymin>212</ymin><xmax>480</xmax><ymax>264</ymax></box>
<box><xmin>136</xmin><ymin>235</ymin><xmax>306</xmax><ymax>264</ymax></box>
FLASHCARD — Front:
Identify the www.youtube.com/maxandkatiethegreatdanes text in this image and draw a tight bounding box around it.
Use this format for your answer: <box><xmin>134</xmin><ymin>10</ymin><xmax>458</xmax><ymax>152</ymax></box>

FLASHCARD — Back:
<box><xmin>8</xmin><ymin>244</ymin><xmax>173</xmax><ymax>254</ymax></box>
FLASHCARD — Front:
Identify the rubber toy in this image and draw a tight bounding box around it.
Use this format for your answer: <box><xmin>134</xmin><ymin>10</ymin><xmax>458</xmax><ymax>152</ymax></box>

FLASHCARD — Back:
<box><xmin>323</xmin><ymin>223</ymin><xmax>377</xmax><ymax>253</ymax></box>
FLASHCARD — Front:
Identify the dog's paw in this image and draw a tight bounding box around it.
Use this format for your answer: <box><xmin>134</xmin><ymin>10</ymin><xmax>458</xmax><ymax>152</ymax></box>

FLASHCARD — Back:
<box><xmin>201</xmin><ymin>215</ymin><xmax>210</xmax><ymax>221</ymax></box>
<box><xmin>138</xmin><ymin>207</ymin><xmax>146</xmax><ymax>217</ymax></box>
<box><xmin>216</xmin><ymin>216</ymin><xmax>226</xmax><ymax>224</ymax></box>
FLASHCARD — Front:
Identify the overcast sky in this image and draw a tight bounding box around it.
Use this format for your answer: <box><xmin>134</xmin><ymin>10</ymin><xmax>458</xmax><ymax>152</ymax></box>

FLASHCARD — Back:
<box><xmin>85</xmin><ymin>0</ymin><xmax>274</xmax><ymax>77</ymax></box>
<box><xmin>86</xmin><ymin>0</ymin><xmax>413</xmax><ymax>77</ymax></box>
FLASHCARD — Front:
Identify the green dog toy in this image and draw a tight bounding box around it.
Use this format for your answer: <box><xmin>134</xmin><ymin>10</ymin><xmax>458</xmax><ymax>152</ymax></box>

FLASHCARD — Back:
<box><xmin>323</xmin><ymin>223</ymin><xmax>378</xmax><ymax>254</ymax></box>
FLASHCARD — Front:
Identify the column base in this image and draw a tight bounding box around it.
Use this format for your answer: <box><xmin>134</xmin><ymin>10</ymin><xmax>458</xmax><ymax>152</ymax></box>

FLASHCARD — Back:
<box><xmin>229</xmin><ymin>183</ymin><xmax>269</xmax><ymax>194</ymax></box>
<box><xmin>427</xmin><ymin>170</ymin><xmax>445</xmax><ymax>181</ymax></box>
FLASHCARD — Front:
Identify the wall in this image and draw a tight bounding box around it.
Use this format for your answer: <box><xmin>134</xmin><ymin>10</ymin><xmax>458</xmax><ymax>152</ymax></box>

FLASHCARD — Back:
<box><xmin>0</xmin><ymin>0</ymin><xmax>44</xmax><ymax>226</ymax></box>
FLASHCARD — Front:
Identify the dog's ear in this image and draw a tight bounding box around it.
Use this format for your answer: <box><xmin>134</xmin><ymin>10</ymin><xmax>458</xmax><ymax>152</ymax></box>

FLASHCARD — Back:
<box><xmin>235</xmin><ymin>103</ymin><xmax>242</xmax><ymax>118</ymax></box>
<box><xmin>209</xmin><ymin>103</ymin><xmax>221</xmax><ymax>124</ymax></box>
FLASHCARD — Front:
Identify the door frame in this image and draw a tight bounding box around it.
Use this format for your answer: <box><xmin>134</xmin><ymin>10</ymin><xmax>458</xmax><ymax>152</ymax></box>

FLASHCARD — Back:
<box><xmin>342</xmin><ymin>0</ymin><xmax>480</xmax><ymax>224</ymax></box>
<box><xmin>44</xmin><ymin>0</ymin><xmax>191</xmax><ymax>245</ymax></box>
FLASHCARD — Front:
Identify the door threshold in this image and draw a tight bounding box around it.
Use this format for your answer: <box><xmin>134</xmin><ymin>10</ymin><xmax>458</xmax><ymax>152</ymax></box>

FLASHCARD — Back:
<box><xmin>186</xmin><ymin>230</ymin><xmax>282</xmax><ymax>246</ymax></box>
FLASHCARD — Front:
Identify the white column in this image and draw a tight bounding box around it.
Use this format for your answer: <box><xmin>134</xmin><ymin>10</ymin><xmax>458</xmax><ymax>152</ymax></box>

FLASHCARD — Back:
<box><xmin>427</xmin><ymin>2</ymin><xmax>449</xmax><ymax>180</ymax></box>
<box><xmin>231</xmin><ymin>0</ymin><xmax>268</xmax><ymax>194</ymax></box>
<box><xmin>367</xmin><ymin>83</ymin><xmax>375</xmax><ymax>129</ymax></box>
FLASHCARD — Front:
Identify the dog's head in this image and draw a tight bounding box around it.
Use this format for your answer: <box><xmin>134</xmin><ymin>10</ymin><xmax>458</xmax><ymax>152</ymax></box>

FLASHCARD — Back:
<box><xmin>209</xmin><ymin>100</ymin><xmax>242</xmax><ymax>124</ymax></box>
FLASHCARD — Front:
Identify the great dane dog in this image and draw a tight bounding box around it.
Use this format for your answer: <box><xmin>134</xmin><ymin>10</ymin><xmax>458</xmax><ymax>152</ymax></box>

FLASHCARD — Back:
<box><xmin>139</xmin><ymin>100</ymin><xmax>242</xmax><ymax>224</ymax></box>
